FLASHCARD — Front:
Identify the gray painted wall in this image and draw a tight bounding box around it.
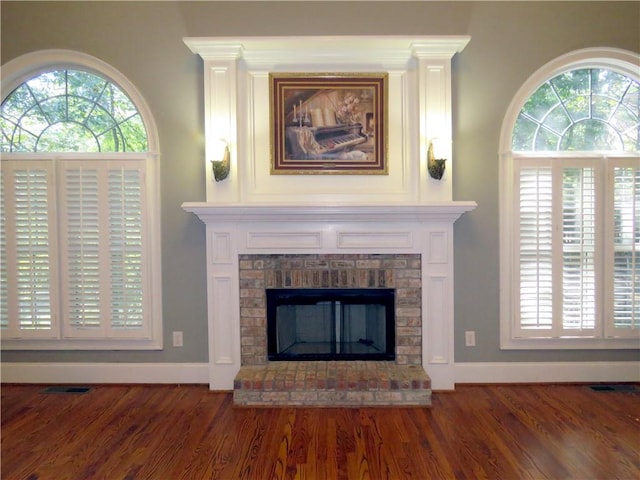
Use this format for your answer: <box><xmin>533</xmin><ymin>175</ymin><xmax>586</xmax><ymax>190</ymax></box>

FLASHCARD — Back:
<box><xmin>2</xmin><ymin>1</ymin><xmax>638</xmax><ymax>364</ymax></box>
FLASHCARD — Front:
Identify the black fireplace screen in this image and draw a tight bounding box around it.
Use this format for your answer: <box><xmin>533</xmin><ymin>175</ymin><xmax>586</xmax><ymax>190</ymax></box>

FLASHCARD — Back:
<box><xmin>266</xmin><ymin>288</ymin><xmax>395</xmax><ymax>361</ymax></box>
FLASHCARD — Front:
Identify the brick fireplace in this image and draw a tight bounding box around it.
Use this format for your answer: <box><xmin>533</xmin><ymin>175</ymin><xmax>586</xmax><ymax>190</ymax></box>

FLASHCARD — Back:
<box><xmin>238</xmin><ymin>254</ymin><xmax>422</xmax><ymax>366</ymax></box>
<box><xmin>181</xmin><ymin>35</ymin><xmax>475</xmax><ymax>403</ymax></box>
<box><xmin>232</xmin><ymin>253</ymin><xmax>435</xmax><ymax>406</ymax></box>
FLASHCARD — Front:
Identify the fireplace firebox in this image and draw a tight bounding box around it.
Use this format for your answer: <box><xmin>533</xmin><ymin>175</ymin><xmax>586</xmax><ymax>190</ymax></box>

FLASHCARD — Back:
<box><xmin>266</xmin><ymin>288</ymin><xmax>395</xmax><ymax>361</ymax></box>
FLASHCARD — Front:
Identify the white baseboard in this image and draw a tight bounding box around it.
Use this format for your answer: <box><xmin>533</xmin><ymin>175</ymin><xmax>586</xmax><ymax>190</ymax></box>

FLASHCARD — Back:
<box><xmin>0</xmin><ymin>362</ymin><xmax>209</xmax><ymax>385</ymax></box>
<box><xmin>2</xmin><ymin>361</ymin><xmax>637</xmax><ymax>387</ymax></box>
<box><xmin>454</xmin><ymin>361</ymin><xmax>640</xmax><ymax>385</ymax></box>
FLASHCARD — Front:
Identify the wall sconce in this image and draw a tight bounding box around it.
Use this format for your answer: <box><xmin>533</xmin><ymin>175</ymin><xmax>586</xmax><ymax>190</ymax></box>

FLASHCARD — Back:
<box><xmin>427</xmin><ymin>140</ymin><xmax>447</xmax><ymax>180</ymax></box>
<box><xmin>210</xmin><ymin>139</ymin><xmax>230</xmax><ymax>182</ymax></box>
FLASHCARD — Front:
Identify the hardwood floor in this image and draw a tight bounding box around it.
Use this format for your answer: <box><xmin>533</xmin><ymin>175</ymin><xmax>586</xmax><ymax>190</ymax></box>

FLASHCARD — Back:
<box><xmin>1</xmin><ymin>383</ymin><xmax>638</xmax><ymax>479</ymax></box>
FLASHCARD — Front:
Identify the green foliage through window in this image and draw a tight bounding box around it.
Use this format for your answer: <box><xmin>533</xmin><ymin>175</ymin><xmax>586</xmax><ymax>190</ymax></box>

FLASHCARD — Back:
<box><xmin>513</xmin><ymin>68</ymin><xmax>640</xmax><ymax>152</ymax></box>
<box><xmin>1</xmin><ymin>70</ymin><xmax>148</xmax><ymax>152</ymax></box>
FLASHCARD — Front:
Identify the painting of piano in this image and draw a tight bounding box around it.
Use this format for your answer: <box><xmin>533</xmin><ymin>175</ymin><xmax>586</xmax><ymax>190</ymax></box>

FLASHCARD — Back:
<box><xmin>270</xmin><ymin>73</ymin><xmax>388</xmax><ymax>174</ymax></box>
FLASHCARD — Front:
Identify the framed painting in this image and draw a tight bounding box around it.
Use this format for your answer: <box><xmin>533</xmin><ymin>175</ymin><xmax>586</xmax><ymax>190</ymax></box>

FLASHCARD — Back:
<box><xmin>270</xmin><ymin>73</ymin><xmax>388</xmax><ymax>175</ymax></box>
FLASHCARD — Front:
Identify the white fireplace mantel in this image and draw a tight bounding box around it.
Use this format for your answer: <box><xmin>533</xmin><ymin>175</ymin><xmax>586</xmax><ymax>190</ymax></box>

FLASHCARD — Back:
<box><xmin>182</xmin><ymin>202</ymin><xmax>476</xmax><ymax>391</ymax></box>
<box><xmin>182</xmin><ymin>202</ymin><xmax>477</xmax><ymax>224</ymax></box>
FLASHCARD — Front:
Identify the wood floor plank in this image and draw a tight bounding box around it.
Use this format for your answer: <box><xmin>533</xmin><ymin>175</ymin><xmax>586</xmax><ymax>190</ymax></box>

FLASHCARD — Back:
<box><xmin>2</xmin><ymin>383</ymin><xmax>638</xmax><ymax>479</ymax></box>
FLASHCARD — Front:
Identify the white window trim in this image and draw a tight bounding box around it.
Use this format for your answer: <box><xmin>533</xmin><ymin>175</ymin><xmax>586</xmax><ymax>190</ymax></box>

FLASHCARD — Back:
<box><xmin>499</xmin><ymin>47</ymin><xmax>640</xmax><ymax>350</ymax></box>
<box><xmin>1</xmin><ymin>50</ymin><xmax>163</xmax><ymax>350</ymax></box>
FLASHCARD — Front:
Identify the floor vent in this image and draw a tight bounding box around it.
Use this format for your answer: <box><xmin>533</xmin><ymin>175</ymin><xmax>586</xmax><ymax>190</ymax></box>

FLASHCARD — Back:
<box><xmin>588</xmin><ymin>384</ymin><xmax>636</xmax><ymax>392</ymax></box>
<box><xmin>43</xmin><ymin>386</ymin><xmax>92</xmax><ymax>394</ymax></box>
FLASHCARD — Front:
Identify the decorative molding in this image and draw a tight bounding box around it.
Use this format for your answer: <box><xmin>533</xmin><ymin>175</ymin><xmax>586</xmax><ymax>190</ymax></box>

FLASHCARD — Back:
<box><xmin>210</xmin><ymin>232</ymin><xmax>232</xmax><ymax>263</ymax></box>
<box><xmin>427</xmin><ymin>231</ymin><xmax>448</xmax><ymax>264</ymax></box>
<box><xmin>4</xmin><ymin>361</ymin><xmax>635</xmax><ymax>388</ymax></box>
<box><xmin>246</xmin><ymin>231</ymin><xmax>324</xmax><ymax>250</ymax></box>
<box><xmin>336</xmin><ymin>231</ymin><xmax>413</xmax><ymax>249</ymax></box>
<box><xmin>211</xmin><ymin>276</ymin><xmax>235</xmax><ymax>365</ymax></box>
<box><xmin>425</xmin><ymin>275</ymin><xmax>449</xmax><ymax>365</ymax></box>
<box><xmin>0</xmin><ymin>363</ymin><xmax>209</xmax><ymax>385</ymax></box>
<box><xmin>454</xmin><ymin>361</ymin><xmax>640</xmax><ymax>386</ymax></box>
<box><xmin>182</xmin><ymin>202</ymin><xmax>477</xmax><ymax>224</ymax></box>
<box><xmin>185</xmin><ymin>36</ymin><xmax>470</xmax><ymax>69</ymax></box>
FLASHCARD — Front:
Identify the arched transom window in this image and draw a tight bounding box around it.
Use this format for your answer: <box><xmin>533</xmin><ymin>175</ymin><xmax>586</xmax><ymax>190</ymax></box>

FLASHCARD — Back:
<box><xmin>512</xmin><ymin>68</ymin><xmax>639</xmax><ymax>152</ymax></box>
<box><xmin>1</xmin><ymin>69</ymin><xmax>147</xmax><ymax>152</ymax></box>
<box><xmin>500</xmin><ymin>48</ymin><xmax>640</xmax><ymax>350</ymax></box>
<box><xmin>1</xmin><ymin>51</ymin><xmax>162</xmax><ymax>350</ymax></box>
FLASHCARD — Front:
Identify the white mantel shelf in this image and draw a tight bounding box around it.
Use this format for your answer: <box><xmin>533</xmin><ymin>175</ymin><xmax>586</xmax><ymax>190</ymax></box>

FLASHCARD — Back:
<box><xmin>182</xmin><ymin>201</ymin><xmax>477</xmax><ymax>223</ymax></box>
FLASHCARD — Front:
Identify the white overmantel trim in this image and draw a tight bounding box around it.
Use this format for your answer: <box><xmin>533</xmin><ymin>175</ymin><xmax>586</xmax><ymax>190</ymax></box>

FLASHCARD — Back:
<box><xmin>184</xmin><ymin>35</ymin><xmax>470</xmax><ymax>67</ymax></box>
<box><xmin>183</xmin><ymin>35</ymin><xmax>470</xmax><ymax>204</ymax></box>
<box><xmin>182</xmin><ymin>201</ymin><xmax>477</xmax><ymax>224</ymax></box>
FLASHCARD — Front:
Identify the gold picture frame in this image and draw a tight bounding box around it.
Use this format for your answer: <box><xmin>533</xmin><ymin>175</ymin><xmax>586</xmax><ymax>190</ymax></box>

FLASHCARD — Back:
<box><xmin>270</xmin><ymin>73</ymin><xmax>388</xmax><ymax>175</ymax></box>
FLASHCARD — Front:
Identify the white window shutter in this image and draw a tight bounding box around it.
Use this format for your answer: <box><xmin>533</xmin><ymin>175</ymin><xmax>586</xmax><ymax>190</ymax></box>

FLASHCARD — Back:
<box><xmin>515</xmin><ymin>157</ymin><xmax>639</xmax><ymax>343</ymax></box>
<box><xmin>561</xmin><ymin>166</ymin><xmax>597</xmax><ymax>334</ymax></box>
<box><xmin>107</xmin><ymin>164</ymin><xmax>147</xmax><ymax>334</ymax></box>
<box><xmin>0</xmin><ymin>161</ymin><xmax>58</xmax><ymax>339</ymax></box>
<box><xmin>606</xmin><ymin>161</ymin><xmax>640</xmax><ymax>337</ymax></box>
<box><xmin>517</xmin><ymin>165</ymin><xmax>554</xmax><ymax>335</ymax></box>
<box><xmin>60</xmin><ymin>159</ymin><xmax>149</xmax><ymax>339</ymax></box>
<box><xmin>62</xmin><ymin>165</ymin><xmax>103</xmax><ymax>335</ymax></box>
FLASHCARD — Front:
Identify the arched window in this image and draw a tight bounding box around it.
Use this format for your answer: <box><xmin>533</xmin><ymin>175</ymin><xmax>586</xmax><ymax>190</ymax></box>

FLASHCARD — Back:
<box><xmin>499</xmin><ymin>48</ymin><xmax>639</xmax><ymax>349</ymax></box>
<box><xmin>1</xmin><ymin>69</ymin><xmax>148</xmax><ymax>153</ymax></box>
<box><xmin>0</xmin><ymin>50</ymin><xmax>162</xmax><ymax>349</ymax></box>
<box><xmin>512</xmin><ymin>68</ymin><xmax>639</xmax><ymax>152</ymax></box>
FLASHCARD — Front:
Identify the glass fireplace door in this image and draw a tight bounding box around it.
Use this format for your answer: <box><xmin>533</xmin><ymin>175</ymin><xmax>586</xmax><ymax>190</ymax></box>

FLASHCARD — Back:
<box><xmin>267</xmin><ymin>288</ymin><xmax>395</xmax><ymax>361</ymax></box>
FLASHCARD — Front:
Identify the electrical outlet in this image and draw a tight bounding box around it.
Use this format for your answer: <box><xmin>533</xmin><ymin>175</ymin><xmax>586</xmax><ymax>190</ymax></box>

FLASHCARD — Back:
<box><xmin>172</xmin><ymin>331</ymin><xmax>183</xmax><ymax>347</ymax></box>
<box><xmin>465</xmin><ymin>330</ymin><xmax>476</xmax><ymax>347</ymax></box>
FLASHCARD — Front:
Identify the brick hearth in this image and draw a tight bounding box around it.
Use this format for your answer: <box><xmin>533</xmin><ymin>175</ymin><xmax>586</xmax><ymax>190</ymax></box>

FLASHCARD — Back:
<box><xmin>234</xmin><ymin>361</ymin><xmax>431</xmax><ymax>407</ymax></box>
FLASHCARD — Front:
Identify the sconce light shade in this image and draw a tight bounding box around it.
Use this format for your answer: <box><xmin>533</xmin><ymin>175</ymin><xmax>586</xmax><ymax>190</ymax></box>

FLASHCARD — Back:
<box><xmin>211</xmin><ymin>143</ymin><xmax>230</xmax><ymax>182</ymax></box>
<box><xmin>427</xmin><ymin>141</ymin><xmax>446</xmax><ymax>180</ymax></box>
